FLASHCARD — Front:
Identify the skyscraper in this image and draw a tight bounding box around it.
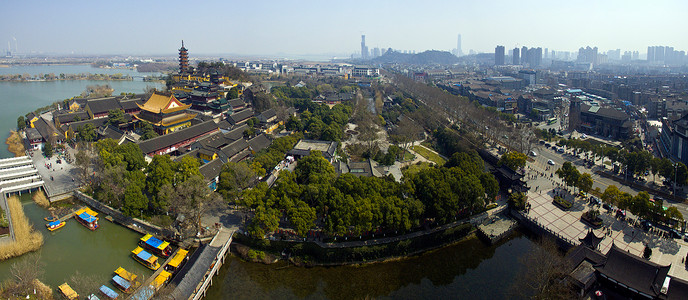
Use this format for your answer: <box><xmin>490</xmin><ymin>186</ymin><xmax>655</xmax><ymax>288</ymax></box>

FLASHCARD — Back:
<box><xmin>361</xmin><ymin>35</ymin><xmax>369</xmax><ymax>60</ymax></box>
<box><xmin>512</xmin><ymin>47</ymin><xmax>520</xmax><ymax>65</ymax></box>
<box><xmin>456</xmin><ymin>34</ymin><xmax>463</xmax><ymax>57</ymax></box>
<box><xmin>495</xmin><ymin>45</ymin><xmax>505</xmax><ymax>65</ymax></box>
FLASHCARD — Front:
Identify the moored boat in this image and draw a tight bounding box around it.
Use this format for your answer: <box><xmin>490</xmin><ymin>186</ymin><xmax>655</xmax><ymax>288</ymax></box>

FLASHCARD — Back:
<box><xmin>165</xmin><ymin>248</ymin><xmax>189</xmax><ymax>272</ymax></box>
<box><xmin>58</xmin><ymin>283</ymin><xmax>79</xmax><ymax>300</ymax></box>
<box><xmin>112</xmin><ymin>275</ymin><xmax>133</xmax><ymax>293</ymax></box>
<box><xmin>131</xmin><ymin>246</ymin><xmax>160</xmax><ymax>270</ymax></box>
<box><xmin>99</xmin><ymin>285</ymin><xmax>119</xmax><ymax>299</ymax></box>
<box><xmin>75</xmin><ymin>207</ymin><xmax>99</xmax><ymax>231</ymax></box>
<box><xmin>46</xmin><ymin>220</ymin><xmax>65</xmax><ymax>231</ymax></box>
<box><xmin>44</xmin><ymin>216</ymin><xmax>57</xmax><ymax>222</ymax></box>
<box><xmin>151</xmin><ymin>270</ymin><xmax>172</xmax><ymax>291</ymax></box>
<box><xmin>113</xmin><ymin>267</ymin><xmax>137</xmax><ymax>283</ymax></box>
<box><xmin>139</xmin><ymin>234</ymin><xmax>173</xmax><ymax>257</ymax></box>
<box><xmin>87</xmin><ymin>294</ymin><xmax>100</xmax><ymax>300</ymax></box>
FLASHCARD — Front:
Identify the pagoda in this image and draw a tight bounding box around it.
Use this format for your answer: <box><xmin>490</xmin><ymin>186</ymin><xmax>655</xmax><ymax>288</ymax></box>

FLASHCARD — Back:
<box><xmin>179</xmin><ymin>40</ymin><xmax>189</xmax><ymax>74</ymax></box>
<box><xmin>135</xmin><ymin>93</ymin><xmax>196</xmax><ymax>135</ymax></box>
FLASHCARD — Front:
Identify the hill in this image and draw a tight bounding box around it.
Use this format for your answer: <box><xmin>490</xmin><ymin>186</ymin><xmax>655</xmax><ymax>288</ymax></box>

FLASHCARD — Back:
<box><xmin>372</xmin><ymin>50</ymin><xmax>459</xmax><ymax>65</ymax></box>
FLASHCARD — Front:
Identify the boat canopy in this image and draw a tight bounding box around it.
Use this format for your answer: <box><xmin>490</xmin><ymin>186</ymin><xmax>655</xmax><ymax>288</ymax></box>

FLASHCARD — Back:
<box><xmin>112</xmin><ymin>275</ymin><xmax>132</xmax><ymax>290</ymax></box>
<box><xmin>114</xmin><ymin>266</ymin><xmax>137</xmax><ymax>282</ymax></box>
<box><xmin>168</xmin><ymin>249</ymin><xmax>189</xmax><ymax>268</ymax></box>
<box><xmin>78</xmin><ymin>212</ymin><xmax>97</xmax><ymax>223</ymax></box>
<box><xmin>132</xmin><ymin>247</ymin><xmax>157</xmax><ymax>264</ymax></box>
<box><xmin>141</xmin><ymin>234</ymin><xmax>170</xmax><ymax>251</ymax></box>
<box><xmin>99</xmin><ymin>285</ymin><xmax>119</xmax><ymax>299</ymax></box>
<box><xmin>58</xmin><ymin>283</ymin><xmax>78</xmax><ymax>300</ymax></box>
<box><xmin>87</xmin><ymin>294</ymin><xmax>100</xmax><ymax>300</ymax></box>
<box><xmin>48</xmin><ymin>220</ymin><xmax>61</xmax><ymax>227</ymax></box>
<box><xmin>75</xmin><ymin>207</ymin><xmax>98</xmax><ymax>217</ymax></box>
<box><xmin>152</xmin><ymin>270</ymin><xmax>172</xmax><ymax>289</ymax></box>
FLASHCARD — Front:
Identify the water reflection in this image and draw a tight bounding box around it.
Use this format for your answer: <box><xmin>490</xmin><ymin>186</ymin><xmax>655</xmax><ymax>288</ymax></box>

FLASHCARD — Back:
<box><xmin>207</xmin><ymin>232</ymin><xmax>536</xmax><ymax>300</ymax></box>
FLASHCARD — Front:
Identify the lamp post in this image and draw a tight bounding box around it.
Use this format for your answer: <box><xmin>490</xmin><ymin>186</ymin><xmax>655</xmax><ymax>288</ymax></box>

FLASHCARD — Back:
<box><xmin>674</xmin><ymin>163</ymin><xmax>678</xmax><ymax>197</ymax></box>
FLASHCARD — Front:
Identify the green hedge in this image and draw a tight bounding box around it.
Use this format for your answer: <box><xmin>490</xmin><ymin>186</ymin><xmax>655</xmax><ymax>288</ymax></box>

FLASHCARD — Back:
<box><xmin>234</xmin><ymin>223</ymin><xmax>474</xmax><ymax>264</ymax></box>
<box><xmin>553</xmin><ymin>196</ymin><xmax>572</xmax><ymax>210</ymax></box>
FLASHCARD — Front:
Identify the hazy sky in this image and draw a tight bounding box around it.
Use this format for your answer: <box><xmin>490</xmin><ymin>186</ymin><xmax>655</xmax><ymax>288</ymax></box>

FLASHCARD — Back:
<box><xmin>2</xmin><ymin>0</ymin><xmax>687</xmax><ymax>58</ymax></box>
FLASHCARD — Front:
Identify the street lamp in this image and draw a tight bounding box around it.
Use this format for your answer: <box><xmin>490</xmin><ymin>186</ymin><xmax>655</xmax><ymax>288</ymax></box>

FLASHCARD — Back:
<box><xmin>674</xmin><ymin>163</ymin><xmax>679</xmax><ymax>197</ymax></box>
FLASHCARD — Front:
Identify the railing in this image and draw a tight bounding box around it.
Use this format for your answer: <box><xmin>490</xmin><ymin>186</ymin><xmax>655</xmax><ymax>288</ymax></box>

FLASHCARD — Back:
<box><xmin>191</xmin><ymin>229</ymin><xmax>234</xmax><ymax>300</ymax></box>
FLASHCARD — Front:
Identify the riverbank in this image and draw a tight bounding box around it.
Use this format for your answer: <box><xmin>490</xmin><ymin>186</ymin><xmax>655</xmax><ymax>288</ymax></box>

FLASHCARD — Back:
<box><xmin>0</xmin><ymin>278</ymin><xmax>53</xmax><ymax>299</ymax></box>
<box><xmin>5</xmin><ymin>130</ymin><xmax>25</xmax><ymax>157</ymax></box>
<box><xmin>233</xmin><ymin>223</ymin><xmax>475</xmax><ymax>267</ymax></box>
<box><xmin>0</xmin><ymin>196</ymin><xmax>44</xmax><ymax>261</ymax></box>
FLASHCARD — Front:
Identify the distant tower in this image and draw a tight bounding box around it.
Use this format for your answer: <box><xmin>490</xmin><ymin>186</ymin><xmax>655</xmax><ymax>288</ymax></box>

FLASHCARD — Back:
<box><xmin>513</xmin><ymin>47</ymin><xmax>520</xmax><ymax>65</ymax></box>
<box><xmin>456</xmin><ymin>34</ymin><xmax>463</xmax><ymax>57</ymax></box>
<box><xmin>179</xmin><ymin>40</ymin><xmax>189</xmax><ymax>74</ymax></box>
<box><xmin>361</xmin><ymin>35</ymin><xmax>369</xmax><ymax>60</ymax></box>
<box><xmin>495</xmin><ymin>45</ymin><xmax>505</xmax><ymax>65</ymax></box>
<box><xmin>569</xmin><ymin>97</ymin><xmax>582</xmax><ymax>131</ymax></box>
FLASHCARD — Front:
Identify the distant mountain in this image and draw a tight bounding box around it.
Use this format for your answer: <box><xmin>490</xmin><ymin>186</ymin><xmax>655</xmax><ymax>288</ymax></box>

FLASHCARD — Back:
<box><xmin>372</xmin><ymin>50</ymin><xmax>459</xmax><ymax>65</ymax></box>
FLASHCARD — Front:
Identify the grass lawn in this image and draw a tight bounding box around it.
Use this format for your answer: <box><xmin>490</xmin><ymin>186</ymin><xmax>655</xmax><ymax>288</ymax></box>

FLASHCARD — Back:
<box><xmin>412</xmin><ymin>145</ymin><xmax>446</xmax><ymax>165</ymax></box>
<box><xmin>403</xmin><ymin>150</ymin><xmax>415</xmax><ymax>161</ymax></box>
<box><xmin>402</xmin><ymin>162</ymin><xmax>434</xmax><ymax>176</ymax></box>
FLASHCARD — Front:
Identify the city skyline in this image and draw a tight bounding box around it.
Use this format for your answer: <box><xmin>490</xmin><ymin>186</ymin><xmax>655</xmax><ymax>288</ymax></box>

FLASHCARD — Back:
<box><xmin>2</xmin><ymin>0</ymin><xmax>688</xmax><ymax>57</ymax></box>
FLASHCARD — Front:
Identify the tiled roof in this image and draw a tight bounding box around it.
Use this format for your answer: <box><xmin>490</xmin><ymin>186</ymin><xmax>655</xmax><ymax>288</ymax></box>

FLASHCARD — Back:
<box><xmin>86</xmin><ymin>97</ymin><xmax>122</xmax><ymax>115</ymax></box>
<box><xmin>138</xmin><ymin>120</ymin><xmax>218</xmax><ymax>155</ymax></box>
<box><xmin>199</xmin><ymin>158</ymin><xmax>224</xmax><ymax>182</ymax></box>
<box><xmin>248</xmin><ymin>134</ymin><xmax>271</xmax><ymax>153</ymax></box>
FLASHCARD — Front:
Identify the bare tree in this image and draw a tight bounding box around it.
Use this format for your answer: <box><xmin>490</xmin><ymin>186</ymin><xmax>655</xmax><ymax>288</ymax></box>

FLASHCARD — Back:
<box><xmin>2</xmin><ymin>254</ymin><xmax>44</xmax><ymax>297</ymax></box>
<box><xmin>509</xmin><ymin>238</ymin><xmax>575</xmax><ymax>300</ymax></box>
<box><xmin>162</xmin><ymin>175</ymin><xmax>224</xmax><ymax>237</ymax></box>
<box><xmin>68</xmin><ymin>270</ymin><xmax>107</xmax><ymax>298</ymax></box>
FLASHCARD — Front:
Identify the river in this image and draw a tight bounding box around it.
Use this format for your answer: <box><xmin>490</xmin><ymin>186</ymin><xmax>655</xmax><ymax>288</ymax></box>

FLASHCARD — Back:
<box><xmin>206</xmin><ymin>232</ymin><xmax>538</xmax><ymax>300</ymax></box>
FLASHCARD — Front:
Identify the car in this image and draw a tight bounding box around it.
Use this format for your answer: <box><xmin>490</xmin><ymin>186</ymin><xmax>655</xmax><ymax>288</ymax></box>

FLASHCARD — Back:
<box><xmin>683</xmin><ymin>232</ymin><xmax>688</xmax><ymax>242</ymax></box>
<box><xmin>641</xmin><ymin>220</ymin><xmax>653</xmax><ymax>230</ymax></box>
<box><xmin>616</xmin><ymin>209</ymin><xmax>626</xmax><ymax>218</ymax></box>
<box><xmin>581</xmin><ymin>134</ymin><xmax>587</xmax><ymax>138</ymax></box>
<box><xmin>670</xmin><ymin>229</ymin><xmax>682</xmax><ymax>239</ymax></box>
<box><xmin>603</xmin><ymin>203</ymin><xmax>613</xmax><ymax>211</ymax></box>
<box><xmin>557</xmin><ymin>148</ymin><xmax>565</xmax><ymax>153</ymax></box>
<box><xmin>545</xmin><ymin>143</ymin><xmax>551</xmax><ymax>147</ymax></box>
<box><xmin>530</xmin><ymin>151</ymin><xmax>537</xmax><ymax>157</ymax></box>
<box><xmin>590</xmin><ymin>196</ymin><xmax>602</xmax><ymax>206</ymax></box>
<box><xmin>539</xmin><ymin>140</ymin><xmax>545</xmax><ymax>145</ymax></box>
<box><xmin>547</xmin><ymin>159</ymin><xmax>555</xmax><ymax>165</ymax></box>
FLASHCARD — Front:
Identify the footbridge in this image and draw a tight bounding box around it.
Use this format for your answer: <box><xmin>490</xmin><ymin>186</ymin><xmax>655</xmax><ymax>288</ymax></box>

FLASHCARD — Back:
<box><xmin>0</xmin><ymin>156</ymin><xmax>45</xmax><ymax>243</ymax></box>
<box><xmin>171</xmin><ymin>227</ymin><xmax>234</xmax><ymax>300</ymax></box>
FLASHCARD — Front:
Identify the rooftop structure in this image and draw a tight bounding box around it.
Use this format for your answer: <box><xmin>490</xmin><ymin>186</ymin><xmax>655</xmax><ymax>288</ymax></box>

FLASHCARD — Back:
<box><xmin>134</xmin><ymin>93</ymin><xmax>196</xmax><ymax>135</ymax></box>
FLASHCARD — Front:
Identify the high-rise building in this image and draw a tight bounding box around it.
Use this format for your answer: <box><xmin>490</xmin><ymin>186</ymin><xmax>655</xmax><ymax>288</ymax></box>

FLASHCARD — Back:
<box><xmin>577</xmin><ymin>46</ymin><xmax>598</xmax><ymax>64</ymax></box>
<box><xmin>495</xmin><ymin>45</ymin><xmax>505</xmax><ymax>65</ymax></box>
<box><xmin>372</xmin><ymin>47</ymin><xmax>381</xmax><ymax>58</ymax></box>
<box><xmin>512</xmin><ymin>47</ymin><xmax>520</xmax><ymax>65</ymax></box>
<box><xmin>521</xmin><ymin>46</ymin><xmax>528</xmax><ymax>63</ymax></box>
<box><xmin>647</xmin><ymin>46</ymin><xmax>655</xmax><ymax>61</ymax></box>
<box><xmin>361</xmin><ymin>35</ymin><xmax>369</xmax><ymax>60</ymax></box>
<box><xmin>179</xmin><ymin>40</ymin><xmax>189</xmax><ymax>74</ymax></box>
<box><xmin>456</xmin><ymin>34</ymin><xmax>463</xmax><ymax>56</ymax></box>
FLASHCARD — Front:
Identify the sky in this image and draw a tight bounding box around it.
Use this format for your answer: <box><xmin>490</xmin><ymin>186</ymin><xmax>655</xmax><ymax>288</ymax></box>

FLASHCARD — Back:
<box><xmin>2</xmin><ymin>0</ymin><xmax>687</xmax><ymax>58</ymax></box>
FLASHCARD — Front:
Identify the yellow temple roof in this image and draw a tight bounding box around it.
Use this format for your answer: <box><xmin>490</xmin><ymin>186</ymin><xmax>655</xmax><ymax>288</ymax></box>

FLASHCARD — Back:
<box><xmin>137</xmin><ymin>93</ymin><xmax>191</xmax><ymax>114</ymax></box>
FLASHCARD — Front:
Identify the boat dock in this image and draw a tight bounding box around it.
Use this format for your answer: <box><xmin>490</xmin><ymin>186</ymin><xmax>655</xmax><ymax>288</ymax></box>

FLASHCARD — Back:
<box><xmin>477</xmin><ymin>213</ymin><xmax>518</xmax><ymax>244</ymax></box>
<box><xmin>126</xmin><ymin>247</ymin><xmax>181</xmax><ymax>300</ymax></box>
<box><xmin>171</xmin><ymin>227</ymin><xmax>234</xmax><ymax>300</ymax></box>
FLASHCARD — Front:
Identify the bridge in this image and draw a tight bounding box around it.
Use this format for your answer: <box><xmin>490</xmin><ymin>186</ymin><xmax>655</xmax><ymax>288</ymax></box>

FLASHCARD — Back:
<box><xmin>171</xmin><ymin>227</ymin><xmax>234</xmax><ymax>300</ymax></box>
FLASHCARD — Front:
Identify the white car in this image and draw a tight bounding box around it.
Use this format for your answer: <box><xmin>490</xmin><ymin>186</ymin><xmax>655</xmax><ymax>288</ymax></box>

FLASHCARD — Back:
<box><xmin>547</xmin><ymin>159</ymin><xmax>555</xmax><ymax>165</ymax></box>
<box><xmin>530</xmin><ymin>151</ymin><xmax>537</xmax><ymax>157</ymax></box>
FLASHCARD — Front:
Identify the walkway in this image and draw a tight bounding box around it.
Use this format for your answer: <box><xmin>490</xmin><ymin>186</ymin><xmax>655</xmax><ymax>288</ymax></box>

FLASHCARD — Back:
<box><xmin>0</xmin><ymin>156</ymin><xmax>45</xmax><ymax>244</ymax></box>
<box><xmin>171</xmin><ymin>228</ymin><xmax>234</xmax><ymax>300</ymax></box>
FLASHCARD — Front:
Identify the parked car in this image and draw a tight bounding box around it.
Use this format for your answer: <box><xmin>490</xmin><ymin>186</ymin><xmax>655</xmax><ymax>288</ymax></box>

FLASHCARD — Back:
<box><xmin>590</xmin><ymin>196</ymin><xmax>602</xmax><ymax>206</ymax></box>
<box><xmin>557</xmin><ymin>148</ymin><xmax>565</xmax><ymax>153</ymax></box>
<box><xmin>547</xmin><ymin>159</ymin><xmax>555</xmax><ymax>165</ymax></box>
<box><xmin>530</xmin><ymin>151</ymin><xmax>537</xmax><ymax>157</ymax></box>
<box><xmin>616</xmin><ymin>209</ymin><xmax>626</xmax><ymax>218</ymax></box>
<box><xmin>641</xmin><ymin>220</ymin><xmax>653</xmax><ymax>230</ymax></box>
<box><xmin>603</xmin><ymin>203</ymin><xmax>613</xmax><ymax>211</ymax></box>
<box><xmin>670</xmin><ymin>229</ymin><xmax>682</xmax><ymax>239</ymax></box>
<box><xmin>539</xmin><ymin>140</ymin><xmax>545</xmax><ymax>145</ymax></box>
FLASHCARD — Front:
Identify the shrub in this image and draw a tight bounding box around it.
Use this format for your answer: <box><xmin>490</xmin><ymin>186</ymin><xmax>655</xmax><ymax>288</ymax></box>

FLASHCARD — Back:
<box><xmin>553</xmin><ymin>196</ymin><xmax>572</xmax><ymax>210</ymax></box>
